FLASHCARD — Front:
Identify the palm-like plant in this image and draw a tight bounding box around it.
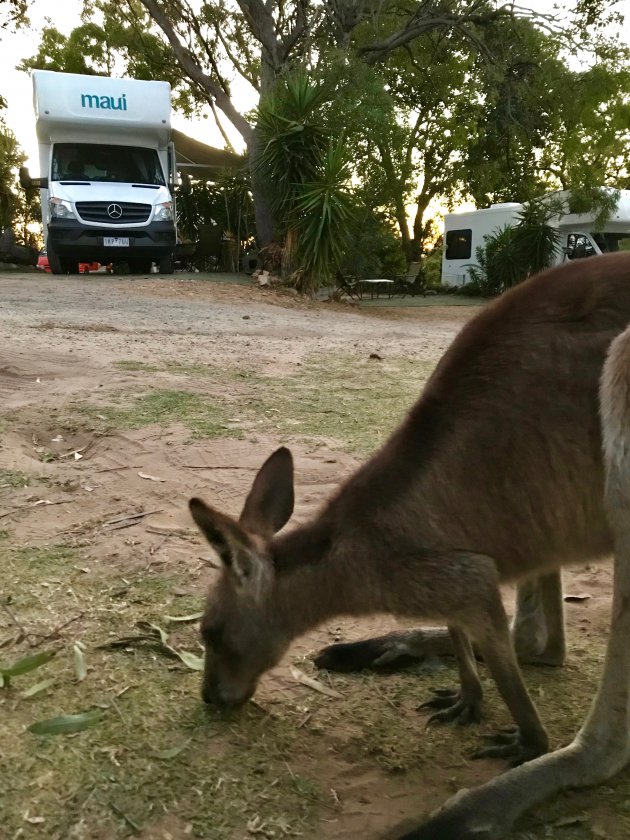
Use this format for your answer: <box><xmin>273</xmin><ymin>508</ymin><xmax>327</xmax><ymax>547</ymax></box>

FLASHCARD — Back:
<box><xmin>255</xmin><ymin>74</ymin><xmax>355</xmax><ymax>293</ymax></box>
<box><xmin>467</xmin><ymin>199</ymin><xmax>561</xmax><ymax>296</ymax></box>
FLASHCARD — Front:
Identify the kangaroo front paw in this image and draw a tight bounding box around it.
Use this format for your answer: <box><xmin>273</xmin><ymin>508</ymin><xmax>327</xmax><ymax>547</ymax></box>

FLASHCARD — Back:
<box><xmin>419</xmin><ymin>686</ymin><xmax>482</xmax><ymax>726</ymax></box>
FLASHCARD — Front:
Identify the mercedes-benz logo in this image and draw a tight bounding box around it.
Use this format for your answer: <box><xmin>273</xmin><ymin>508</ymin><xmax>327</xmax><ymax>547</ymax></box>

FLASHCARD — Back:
<box><xmin>107</xmin><ymin>203</ymin><xmax>123</xmax><ymax>219</ymax></box>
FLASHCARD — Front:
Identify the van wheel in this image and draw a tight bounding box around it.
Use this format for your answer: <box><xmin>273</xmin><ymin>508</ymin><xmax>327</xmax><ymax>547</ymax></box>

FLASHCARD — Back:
<box><xmin>47</xmin><ymin>243</ymin><xmax>64</xmax><ymax>275</ymax></box>
<box><xmin>62</xmin><ymin>260</ymin><xmax>79</xmax><ymax>274</ymax></box>
<box><xmin>158</xmin><ymin>254</ymin><xmax>174</xmax><ymax>274</ymax></box>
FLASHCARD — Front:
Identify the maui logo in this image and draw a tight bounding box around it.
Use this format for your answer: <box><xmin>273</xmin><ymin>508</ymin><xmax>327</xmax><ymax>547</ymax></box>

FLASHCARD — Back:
<box><xmin>80</xmin><ymin>93</ymin><xmax>128</xmax><ymax>111</ymax></box>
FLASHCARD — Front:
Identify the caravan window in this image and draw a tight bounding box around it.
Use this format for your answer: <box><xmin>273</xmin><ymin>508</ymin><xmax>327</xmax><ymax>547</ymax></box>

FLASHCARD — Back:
<box><xmin>590</xmin><ymin>233</ymin><xmax>630</xmax><ymax>253</ymax></box>
<box><xmin>51</xmin><ymin>143</ymin><xmax>166</xmax><ymax>186</ymax></box>
<box><xmin>445</xmin><ymin>229</ymin><xmax>472</xmax><ymax>260</ymax></box>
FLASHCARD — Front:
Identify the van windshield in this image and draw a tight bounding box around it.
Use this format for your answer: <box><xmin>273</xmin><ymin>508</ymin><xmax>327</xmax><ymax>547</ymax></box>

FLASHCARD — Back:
<box><xmin>51</xmin><ymin>143</ymin><xmax>166</xmax><ymax>186</ymax></box>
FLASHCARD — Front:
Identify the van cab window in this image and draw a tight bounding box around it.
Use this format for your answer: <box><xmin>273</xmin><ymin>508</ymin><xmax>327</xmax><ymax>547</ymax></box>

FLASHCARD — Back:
<box><xmin>52</xmin><ymin>143</ymin><xmax>166</xmax><ymax>186</ymax></box>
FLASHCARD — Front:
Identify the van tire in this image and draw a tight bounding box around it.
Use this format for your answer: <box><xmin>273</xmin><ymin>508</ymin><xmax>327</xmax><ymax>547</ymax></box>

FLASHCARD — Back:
<box><xmin>47</xmin><ymin>242</ymin><xmax>64</xmax><ymax>275</ymax></box>
<box><xmin>158</xmin><ymin>254</ymin><xmax>174</xmax><ymax>274</ymax></box>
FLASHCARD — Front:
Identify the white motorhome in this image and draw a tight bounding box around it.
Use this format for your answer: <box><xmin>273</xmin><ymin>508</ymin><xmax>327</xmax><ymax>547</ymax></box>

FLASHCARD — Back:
<box><xmin>21</xmin><ymin>70</ymin><xmax>178</xmax><ymax>274</ymax></box>
<box><xmin>442</xmin><ymin>189</ymin><xmax>630</xmax><ymax>286</ymax></box>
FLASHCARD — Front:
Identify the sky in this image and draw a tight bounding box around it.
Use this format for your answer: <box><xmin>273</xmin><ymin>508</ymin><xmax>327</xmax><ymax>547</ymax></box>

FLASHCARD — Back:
<box><xmin>1</xmin><ymin>0</ymin><xmax>629</xmax><ymax>181</ymax></box>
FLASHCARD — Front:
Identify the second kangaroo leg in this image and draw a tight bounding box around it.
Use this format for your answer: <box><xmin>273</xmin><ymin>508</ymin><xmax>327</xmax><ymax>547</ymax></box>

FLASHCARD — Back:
<box><xmin>314</xmin><ymin>571</ymin><xmax>564</xmax><ymax>672</ymax></box>
<box><xmin>413</xmin><ymin>551</ymin><xmax>549</xmax><ymax>762</ymax></box>
<box><xmin>419</xmin><ymin>626</ymin><xmax>482</xmax><ymax>726</ymax></box>
<box><xmin>512</xmin><ymin>570</ymin><xmax>566</xmax><ymax>666</ymax></box>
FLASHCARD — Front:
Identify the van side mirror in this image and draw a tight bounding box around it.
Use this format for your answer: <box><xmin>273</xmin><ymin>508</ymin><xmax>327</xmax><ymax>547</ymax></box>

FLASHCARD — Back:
<box><xmin>19</xmin><ymin>166</ymin><xmax>48</xmax><ymax>190</ymax></box>
<box><xmin>19</xmin><ymin>166</ymin><xmax>32</xmax><ymax>189</ymax></box>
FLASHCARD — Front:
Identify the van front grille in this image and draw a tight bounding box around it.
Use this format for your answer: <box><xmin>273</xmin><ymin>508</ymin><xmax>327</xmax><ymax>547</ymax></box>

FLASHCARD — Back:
<box><xmin>75</xmin><ymin>201</ymin><xmax>151</xmax><ymax>224</ymax></box>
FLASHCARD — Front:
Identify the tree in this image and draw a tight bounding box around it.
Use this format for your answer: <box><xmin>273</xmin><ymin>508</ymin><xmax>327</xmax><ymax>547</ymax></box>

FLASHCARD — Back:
<box><xmin>55</xmin><ymin>0</ymin><xmax>539</xmax><ymax>246</ymax></box>
<box><xmin>1</xmin><ymin>0</ymin><xmax>28</xmax><ymax>32</ymax></box>
<box><xmin>0</xmin><ymin>112</ymin><xmax>39</xmax><ymax>246</ymax></box>
<box><xmin>255</xmin><ymin>74</ymin><xmax>355</xmax><ymax>292</ymax></box>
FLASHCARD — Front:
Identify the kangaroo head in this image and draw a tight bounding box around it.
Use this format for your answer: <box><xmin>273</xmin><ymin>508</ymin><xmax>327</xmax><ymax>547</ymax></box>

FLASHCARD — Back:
<box><xmin>189</xmin><ymin>447</ymin><xmax>295</xmax><ymax>709</ymax></box>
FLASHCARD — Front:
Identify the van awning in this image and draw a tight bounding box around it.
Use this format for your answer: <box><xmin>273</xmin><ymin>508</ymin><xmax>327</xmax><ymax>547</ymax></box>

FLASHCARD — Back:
<box><xmin>173</xmin><ymin>129</ymin><xmax>243</xmax><ymax>179</ymax></box>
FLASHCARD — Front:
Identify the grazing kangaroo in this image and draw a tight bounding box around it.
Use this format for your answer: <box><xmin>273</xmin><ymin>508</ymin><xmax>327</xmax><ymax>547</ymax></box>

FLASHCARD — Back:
<box><xmin>189</xmin><ymin>252</ymin><xmax>630</xmax><ymax>777</ymax></box>
<box><xmin>387</xmin><ymin>312</ymin><xmax>630</xmax><ymax>839</ymax></box>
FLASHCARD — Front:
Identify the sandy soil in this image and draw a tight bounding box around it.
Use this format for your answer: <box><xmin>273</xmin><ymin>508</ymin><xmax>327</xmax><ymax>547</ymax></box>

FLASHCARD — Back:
<box><xmin>0</xmin><ymin>271</ymin><xmax>622</xmax><ymax>840</ymax></box>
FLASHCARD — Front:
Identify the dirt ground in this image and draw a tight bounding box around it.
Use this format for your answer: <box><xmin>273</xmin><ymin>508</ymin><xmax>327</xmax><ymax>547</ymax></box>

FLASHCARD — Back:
<box><xmin>0</xmin><ymin>271</ymin><xmax>627</xmax><ymax>840</ymax></box>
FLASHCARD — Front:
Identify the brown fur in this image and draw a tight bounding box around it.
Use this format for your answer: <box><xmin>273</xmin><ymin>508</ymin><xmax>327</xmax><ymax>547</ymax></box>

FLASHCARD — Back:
<box><xmin>189</xmin><ymin>252</ymin><xmax>630</xmax><ymax>766</ymax></box>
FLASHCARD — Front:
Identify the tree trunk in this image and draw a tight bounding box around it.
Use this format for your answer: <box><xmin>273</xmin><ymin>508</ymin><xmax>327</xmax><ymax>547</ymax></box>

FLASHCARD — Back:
<box><xmin>377</xmin><ymin>144</ymin><xmax>412</xmax><ymax>261</ymax></box>
<box><xmin>247</xmin><ymin>129</ymin><xmax>276</xmax><ymax>247</ymax></box>
<box><xmin>412</xmin><ymin>191</ymin><xmax>434</xmax><ymax>258</ymax></box>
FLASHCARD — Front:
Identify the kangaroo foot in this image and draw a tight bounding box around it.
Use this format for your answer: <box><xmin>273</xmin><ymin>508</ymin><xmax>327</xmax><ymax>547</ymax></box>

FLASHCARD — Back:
<box><xmin>471</xmin><ymin>726</ymin><xmax>548</xmax><ymax>766</ymax></box>
<box><xmin>314</xmin><ymin>628</ymin><xmax>453</xmax><ymax>673</ymax></box>
<box><xmin>419</xmin><ymin>687</ymin><xmax>482</xmax><ymax>726</ymax></box>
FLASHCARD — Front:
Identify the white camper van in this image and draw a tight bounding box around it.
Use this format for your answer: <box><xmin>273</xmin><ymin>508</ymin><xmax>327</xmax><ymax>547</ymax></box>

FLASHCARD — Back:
<box><xmin>21</xmin><ymin>70</ymin><xmax>178</xmax><ymax>275</ymax></box>
<box><xmin>442</xmin><ymin>189</ymin><xmax>630</xmax><ymax>287</ymax></box>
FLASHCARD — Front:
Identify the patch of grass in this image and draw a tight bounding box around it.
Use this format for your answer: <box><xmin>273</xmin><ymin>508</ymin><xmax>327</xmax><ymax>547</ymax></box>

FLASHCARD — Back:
<box><xmin>1</xmin><ymin>538</ymin><xmax>323</xmax><ymax>840</ymax></box>
<box><xmin>245</xmin><ymin>354</ymin><xmax>435</xmax><ymax>453</ymax></box>
<box><xmin>115</xmin><ymin>359</ymin><xmax>227</xmax><ymax>377</ymax></box>
<box><xmin>114</xmin><ymin>360</ymin><xmax>161</xmax><ymax>372</ymax></box>
<box><xmin>106</xmin><ymin>354</ymin><xmax>435</xmax><ymax>452</ymax></box>
<box><xmin>0</xmin><ymin>469</ymin><xmax>30</xmax><ymax>488</ymax></box>
<box><xmin>92</xmin><ymin>390</ymin><xmax>242</xmax><ymax>439</ymax></box>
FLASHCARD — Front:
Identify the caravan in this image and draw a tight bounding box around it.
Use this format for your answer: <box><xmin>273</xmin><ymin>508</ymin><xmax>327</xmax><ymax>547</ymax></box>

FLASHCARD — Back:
<box><xmin>21</xmin><ymin>70</ymin><xmax>178</xmax><ymax>275</ymax></box>
<box><xmin>442</xmin><ymin>190</ymin><xmax>630</xmax><ymax>286</ymax></box>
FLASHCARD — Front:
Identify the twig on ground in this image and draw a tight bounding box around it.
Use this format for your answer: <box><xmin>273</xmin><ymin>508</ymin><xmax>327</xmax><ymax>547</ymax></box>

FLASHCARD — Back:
<box><xmin>29</xmin><ymin>612</ymin><xmax>84</xmax><ymax>646</ymax></box>
<box><xmin>0</xmin><ymin>499</ymin><xmax>69</xmax><ymax>521</ymax></box>
<box><xmin>0</xmin><ymin>598</ymin><xmax>26</xmax><ymax>643</ymax></box>
<box><xmin>104</xmin><ymin>509</ymin><xmax>163</xmax><ymax>529</ymax></box>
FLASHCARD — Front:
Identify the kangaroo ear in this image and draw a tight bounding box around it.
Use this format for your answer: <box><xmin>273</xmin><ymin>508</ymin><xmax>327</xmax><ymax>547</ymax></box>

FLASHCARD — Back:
<box><xmin>189</xmin><ymin>498</ymin><xmax>245</xmax><ymax>566</ymax></box>
<box><xmin>239</xmin><ymin>447</ymin><xmax>294</xmax><ymax>537</ymax></box>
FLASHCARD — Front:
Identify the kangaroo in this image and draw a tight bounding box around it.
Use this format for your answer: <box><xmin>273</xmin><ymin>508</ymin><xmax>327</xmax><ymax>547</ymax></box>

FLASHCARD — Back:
<box><xmin>389</xmin><ymin>315</ymin><xmax>630</xmax><ymax>839</ymax></box>
<box><xmin>189</xmin><ymin>252</ymin><xmax>630</xmax><ymax>773</ymax></box>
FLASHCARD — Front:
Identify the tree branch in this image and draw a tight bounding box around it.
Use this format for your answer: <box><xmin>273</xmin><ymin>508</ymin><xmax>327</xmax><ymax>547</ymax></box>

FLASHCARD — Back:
<box><xmin>138</xmin><ymin>0</ymin><xmax>253</xmax><ymax>141</ymax></box>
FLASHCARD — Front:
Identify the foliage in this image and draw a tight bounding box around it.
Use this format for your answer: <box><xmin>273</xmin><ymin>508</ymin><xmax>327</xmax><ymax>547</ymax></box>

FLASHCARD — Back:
<box><xmin>339</xmin><ymin>206</ymin><xmax>406</xmax><ymax>280</ymax></box>
<box><xmin>0</xmin><ymin>0</ymin><xmax>27</xmax><ymax>32</ymax></box>
<box><xmin>255</xmin><ymin>75</ymin><xmax>355</xmax><ymax>293</ymax></box>
<box><xmin>467</xmin><ymin>199</ymin><xmax>561</xmax><ymax>296</ymax></box>
<box><xmin>0</xmin><ymin>114</ymin><xmax>39</xmax><ymax>242</ymax></box>
<box><xmin>177</xmin><ymin>168</ymin><xmax>256</xmax><ymax>255</ymax></box>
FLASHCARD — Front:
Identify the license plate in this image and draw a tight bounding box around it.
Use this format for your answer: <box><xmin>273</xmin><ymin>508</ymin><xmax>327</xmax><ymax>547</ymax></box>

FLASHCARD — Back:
<box><xmin>103</xmin><ymin>237</ymin><xmax>130</xmax><ymax>247</ymax></box>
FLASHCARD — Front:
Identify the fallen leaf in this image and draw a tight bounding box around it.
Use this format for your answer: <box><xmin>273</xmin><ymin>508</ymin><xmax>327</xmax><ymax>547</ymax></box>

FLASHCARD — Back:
<box><xmin>176</xmin><ymin>650</ymin><xmax>204</xmax><ymax>671</ymax></box>
<box><xmin>21</xmin><ymin>678</ymin><xmax>56</xmax><ymax>698</ymax></box>
<box><xmin>28</xmin><ymin>710</ymin><xmax>103</xmax><ymax>736</ymax></box>
<box><xmin>290</xmin><ymin>666</ymin><xmax>343</xmax><ymax>699</ymax></box>
<box><xmin>164</xmin><ymin>612</ymin><xmax>203</xmax><ymax>623</ymax></box>
<box><xmin>73</xmin><ymin>643</ymin><xmax>87</xmax><ymax>682</ymax></box>
<box><xmin>154</xmin><ymin>739</ymin><xmax>192</xmax><ymax>760</ymax></box>
<box><xmin>138</xmin><ymin>472</ymin><xmax>165</xmax><ymax>482</ymax></box>
<box><xmin>1</xmin><ymin>649</ymin><xmax>57</xmax><ymax>685</ymax></box>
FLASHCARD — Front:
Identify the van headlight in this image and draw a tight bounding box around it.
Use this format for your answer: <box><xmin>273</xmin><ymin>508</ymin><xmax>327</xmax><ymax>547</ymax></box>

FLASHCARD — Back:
<box><xmin>50</xmin><ymin>197</ymin><xmax>76</xmax><ymax>219</ymax></box>
<box><xmin>154</xmin><ymin>202</ymin><xmax>173</xmax><ymax>221</ymax></box>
